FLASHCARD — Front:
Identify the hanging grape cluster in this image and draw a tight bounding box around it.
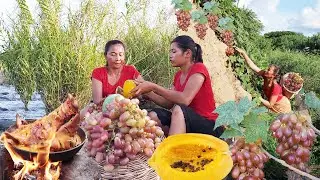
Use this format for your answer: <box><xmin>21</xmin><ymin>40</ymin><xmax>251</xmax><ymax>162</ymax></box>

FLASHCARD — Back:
<box><xmin>194</xmin><ymin>23</ymin><xmax>208</xmax><ymax>40</ymax></box>
<box><xmin>230</xmin><ymin>139</ymin><xmax>269</xmax><ymax>180</ymax></box>
<box><xmin>221</xmin><ymin>30</ymin><xmax>235</xmax><ymax>56</ymax></box>
<box><xmin>175</xmin><ymin>10</ymin><xmax>191</xmax><ymax>31</ymax></box>
<box><xmin>83</xmin><ymin>95</ymin><xmax>164</xmax><ymax>171</ymax></box>
<box><xmin>207</xmin><ymin>14</ymin><xmax>219</xmax><ymax>30</ymax></box>
<box><xmin>270</xmin><ymin>113</ymin><xmax>316</xmax><ymax>171</ymax></box>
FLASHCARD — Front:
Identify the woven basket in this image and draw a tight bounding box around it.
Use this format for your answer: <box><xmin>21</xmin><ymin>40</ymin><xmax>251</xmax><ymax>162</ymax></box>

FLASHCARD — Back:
<box><xmin>99</xmin><ymin>153</ymin><xmax>160</xmax><ymax>180</ymax></box>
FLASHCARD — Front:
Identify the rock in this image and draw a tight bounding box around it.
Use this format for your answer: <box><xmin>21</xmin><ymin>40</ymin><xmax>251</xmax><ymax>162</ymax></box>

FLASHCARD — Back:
<box><xmin>177</xmin><ymin>4</ymin><xmax>251</xmax><ymax>106</ymax></box>
<box><xmin>60</xmin><ymin>147</ymin><xmax>101</xmax><ymax>180</ymax></box>
<box><xmin>0</xmin><ymin>107</ymin><xmax>9</xmax><ymax>111</ymax></box>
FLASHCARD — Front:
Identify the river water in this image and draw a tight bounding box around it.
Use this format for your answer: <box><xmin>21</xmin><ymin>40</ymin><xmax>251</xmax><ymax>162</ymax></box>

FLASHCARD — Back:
<box><xmin>0</xmin><ymin>84</ymin><xmax>46</xmax><ymax>133</ymax></box>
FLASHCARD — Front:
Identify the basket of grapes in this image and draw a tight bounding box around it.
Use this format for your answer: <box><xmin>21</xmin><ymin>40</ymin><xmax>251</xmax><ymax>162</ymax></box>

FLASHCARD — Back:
<box><xmin>281</xmin><ymin>72</ymin><xmax>304</xmax><ymax>94</ymax></box>
<box><xmin>82</xmin><ymin>94</ymin><xmax>164</xmax><ymax>180</ymax></box>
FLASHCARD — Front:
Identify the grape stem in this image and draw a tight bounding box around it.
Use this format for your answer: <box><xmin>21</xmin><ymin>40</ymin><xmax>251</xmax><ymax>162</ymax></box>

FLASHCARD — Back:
<box><xmin>307</xmin><ymin>120</ymin><xmax>320</xmax><ymax>136</ymax></box>
<box><xmin>262</xmin><ymin>148</ymin><xmax>320</xmax><ymax>180</ymax></box>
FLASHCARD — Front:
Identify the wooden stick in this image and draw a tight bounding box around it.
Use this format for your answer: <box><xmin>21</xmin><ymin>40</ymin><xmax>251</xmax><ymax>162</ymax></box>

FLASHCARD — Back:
<box><xmin>262</xmin><ymin>148</ymin><xmax>320</xmax><ymax>180</ymax></box>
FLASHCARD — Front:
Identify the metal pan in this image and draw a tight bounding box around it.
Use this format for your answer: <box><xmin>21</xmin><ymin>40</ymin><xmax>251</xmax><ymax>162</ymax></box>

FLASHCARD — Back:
<box><xmin>4</xmin><ymin>122</ymin><xmax>87</xmax><ymax>162</ymax></box>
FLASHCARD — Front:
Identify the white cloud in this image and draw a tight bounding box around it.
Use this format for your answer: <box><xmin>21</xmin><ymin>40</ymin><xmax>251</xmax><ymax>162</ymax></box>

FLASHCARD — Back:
<box><xmin>243</xmin><ymin>0</ymin><xmax>291</xmax><ymax>33</ymax></box>
<box><xmin>299</xmin><ymin>0</ymin><xmax>320</xmax><ymax>29</ymax></box>
<box><xmin>237</xmin><ymin>0</ymin><xmax>254</xmax><ymax>8</ymax></box>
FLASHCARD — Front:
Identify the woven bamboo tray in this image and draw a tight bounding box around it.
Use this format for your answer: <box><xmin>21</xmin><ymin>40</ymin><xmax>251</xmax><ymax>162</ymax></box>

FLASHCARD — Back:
<box><xmin>99</xmin><ymin>153</ymin><xmax>160</xmax><ymax>180</ymax></box>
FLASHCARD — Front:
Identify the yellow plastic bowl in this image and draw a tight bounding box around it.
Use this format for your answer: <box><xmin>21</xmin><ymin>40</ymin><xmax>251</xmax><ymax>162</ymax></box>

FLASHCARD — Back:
<box><xmin>148</xmin><ymin>133</ymin><xmax>233</xmax><ymax>180</ymax></box>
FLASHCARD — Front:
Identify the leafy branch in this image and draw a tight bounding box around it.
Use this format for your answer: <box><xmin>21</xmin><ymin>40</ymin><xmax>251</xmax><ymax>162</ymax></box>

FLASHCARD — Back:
<box><xmin>214</xmin><ymin>96</ymin><xmax>274</xmax><ymax>143</ymax></box>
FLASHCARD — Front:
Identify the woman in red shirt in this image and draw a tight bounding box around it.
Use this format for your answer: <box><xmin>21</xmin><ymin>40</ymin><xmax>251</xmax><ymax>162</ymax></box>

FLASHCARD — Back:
<box><xmin>131</xmin><ymin>35</ymin><xmax>224</xmax><ymax>137</ymax></box>
<box><xmin>235</xmin><ymin>47</ymin><xmax>291</xmax><ymax>113</ymax></box>
<box><xmin>80</xmin><ymin>40</ymin><xmax>141</xmax><ymax>119</ymax></box>
<box><xmin>91</xmin><ymin>40</ymin><xmax>141</xmax><ymax>104</ymax></box>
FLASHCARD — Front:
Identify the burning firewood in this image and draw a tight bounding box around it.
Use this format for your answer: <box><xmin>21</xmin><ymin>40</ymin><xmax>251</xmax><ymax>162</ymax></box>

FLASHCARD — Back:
<box><xmin>0</xmin><ymin>94</ymin><xmax>84</xmax><ymax>180</ymax></box>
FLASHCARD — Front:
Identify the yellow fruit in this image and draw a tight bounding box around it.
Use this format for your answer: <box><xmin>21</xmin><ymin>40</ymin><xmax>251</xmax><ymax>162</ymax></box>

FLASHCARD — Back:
<box><xmin>148</xmin><ymin>133</ymin><xmax>233</xmax><ymax>180</ymax></box>
<box><xmin>123</xmin><ymin>80</ymin><xmax>136</xmax><ymax>98</ymax></box>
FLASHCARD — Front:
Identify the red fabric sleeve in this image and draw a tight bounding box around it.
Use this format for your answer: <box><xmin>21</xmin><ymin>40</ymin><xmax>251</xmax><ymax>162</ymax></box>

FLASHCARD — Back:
<box><xmin>91</xmin><ymin>68</ymin><xmax>103</xmax><ymax>82</ymax></box>
<box><xmin>189</xmin><ymin>63</ymin><xmax>208</xmax><ymax>79</ymax></box>
<box><xmin>128</xmin><ymin>65</ymin><xmax>140</xmax><ymax>79</ymax></box>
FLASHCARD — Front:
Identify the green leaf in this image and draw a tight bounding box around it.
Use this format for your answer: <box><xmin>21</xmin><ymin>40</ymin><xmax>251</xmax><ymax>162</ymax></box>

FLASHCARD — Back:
<box><xmin>171</xmin><ymin>0</ymin><xmax>183</xmax><ymax>9</ymax></box>
<box><xmin>242</xmin><ymin>112</ymin><xmax>268</xmax><ymax>143</ymax></box>
<box><xmin>203</xmin><ymin>2</ymin><xmax>213</xmax><ymax>11</ymax></box>
<box><xmin>220</xmin><ymin>128</ymin><xmax>243</xmax><ymax>139</ymax></box>
<box><xmin>191</xmin><ymin>11</ymin><xmax>201</xmax><ymax>20</ymax></box>
<box><xmin>230</xmin><ymin>123</ymin><xmax>242</xmax><ymax>131</ymax></box>
<box><xmin>251</xmin><ymin>107</ymin><xmax>268</xmax><ymax>114</ymax></box>
<box><xmin>199</xmin><ymin>16</ymin><xmax>208</xmax><ymax>24</ymax></box>
<box><xmin>238</xmin><ymin>96</ymin><xmax>252</xmax><ymax>115</ymax></box>
<box><xmin>182</xmin><ymin>0</ymin><xmax>192</xmax><ymax>11</ymax></box>
<box><xmin>171</xmin><ymin>0</ymin><xmax>182</xmax><ymax>5</ymax></box>
<box><xmin>214</xmin><ymin>101</ymin><xmax>243</xmax><ymax>129</ymax></box>
<box><xmin>305</xmin><ymin>92</ymin><xmax>320</xmax><ymax>109</ymax></box>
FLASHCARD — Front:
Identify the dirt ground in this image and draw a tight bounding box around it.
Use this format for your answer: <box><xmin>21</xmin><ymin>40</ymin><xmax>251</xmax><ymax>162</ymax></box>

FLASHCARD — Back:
<box><xmin>178</xmin><ymin>22</ymin><xmax>251</xmax><ymax>106</ymax></box>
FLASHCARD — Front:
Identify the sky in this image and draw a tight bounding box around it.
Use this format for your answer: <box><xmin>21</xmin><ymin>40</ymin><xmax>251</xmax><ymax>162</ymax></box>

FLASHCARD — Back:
<box><xmin>0</xmin><ymin>0</ymin><xmax>319</xmax><ymax>36</ymax></box>
<box><xmin>237</xmin><ymin>0</ymin><xmax>320</xmax><ymax>36</ymax></box>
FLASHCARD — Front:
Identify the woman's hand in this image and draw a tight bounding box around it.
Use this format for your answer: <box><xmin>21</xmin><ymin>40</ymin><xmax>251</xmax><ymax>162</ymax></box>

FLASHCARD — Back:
<box><xmin>131</xmin><ymin>81</ymin><xmax>155</xmax><ymax>96</ymax></box>
<box><xmin>234</xmin><ymin>47</ymin><xmax>246</xmax><ymax>57</ymax></box>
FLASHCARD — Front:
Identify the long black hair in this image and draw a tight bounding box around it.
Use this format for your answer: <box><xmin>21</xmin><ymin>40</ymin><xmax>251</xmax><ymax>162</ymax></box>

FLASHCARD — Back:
<box><xmin>171</xmin><ymin>35</ymin><xmax>203</xmax><ymax>63</ymax></box>
<box><xmin>104</xmin><ymin>40</ymin><xmax>126</xmax><ymax>55</ymax></box>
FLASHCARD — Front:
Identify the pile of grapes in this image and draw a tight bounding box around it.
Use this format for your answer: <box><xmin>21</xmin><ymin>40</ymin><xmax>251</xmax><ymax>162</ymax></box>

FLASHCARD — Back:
<box><xmin>83</xmin><ymin>95</ymin><xmax>164</xmax><ymax>171</ymax></box>
<box><xmin>175</xmin><ymin>10</ymin><xmax>191</xmax><ymax>32</ymax></box>
<box><xmin>283</xmin><ymin>73</ymin><xmax>304</xmax><ymax>92</ymax></box>
<box><xmin>230</xmin><ymin>139</ymin><xmax>269</xmax><ymax>180</ymax></box>
<box><xmin>270</xmin><ymin>113</ymin><xmax>316</xmax><ymax>171</ymax></box>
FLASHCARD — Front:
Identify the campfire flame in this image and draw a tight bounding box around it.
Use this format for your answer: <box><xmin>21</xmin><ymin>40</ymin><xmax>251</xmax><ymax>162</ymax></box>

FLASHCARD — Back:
<box><xmin>1</xmin><ymin>130</ymin><xmax>61</xmax><ymax>180</ymax></box>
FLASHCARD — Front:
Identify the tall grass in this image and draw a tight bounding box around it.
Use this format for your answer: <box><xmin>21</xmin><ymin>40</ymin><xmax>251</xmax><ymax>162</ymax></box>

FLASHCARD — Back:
<box><xmin>0</xmin><ymin>0</ymin><xmax>176</xmax><ymax>112</ymax></box>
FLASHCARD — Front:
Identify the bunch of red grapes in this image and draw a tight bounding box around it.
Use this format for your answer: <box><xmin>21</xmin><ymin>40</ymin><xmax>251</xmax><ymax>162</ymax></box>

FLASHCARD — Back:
<box><xmin>221</xmin><ymin>30</ymin><xmax>235</xmax><ymax>56</ymax></box>
<box><xmin>283</xmin><ymin>73</ymin><xmax>304</xmax><ymax>92</ymax></box>
<box><xmin>207</xmin><ymin>14</ymin><xmax>219</xmax><ymax>30</ymax></box>
<box><xmin>194</xmin><ymin>23</ymin><xmax>208</xmax><ymax>40</ymax></box>
<box><xmin>175</xmin><ymin>10</ymin><xmax>191</xmax><ymax>31</ymax></box>
<box><xmin>230</xmin><ymin>139</ymin><xmax>269</xmax><ymax>180</ymax></box>
<box><xmin>270</xmin><ymin>113</ymin><xmax>316</xmax><ymax>171</ymax></box>
<box><xmin>83</xmin><ymin>96</ymin><xmax>164</xmax><ymax>171</ymax></box>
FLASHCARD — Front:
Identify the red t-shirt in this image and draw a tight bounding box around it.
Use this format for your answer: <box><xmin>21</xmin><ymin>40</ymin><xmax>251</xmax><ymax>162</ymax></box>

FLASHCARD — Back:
<box><xmin>173</xmin><ymin>63</ymin><xmax>218</xmax><ymax>121</ymax></box>
<box><xmin>91</xmin><ymin>65</ymin><xmax>140</xmax><ymax>98</ymax></box>
<box><xmin>263</xmin><ymin>82</ymin><xmax>283</xmax><ymax>102</ymax></box>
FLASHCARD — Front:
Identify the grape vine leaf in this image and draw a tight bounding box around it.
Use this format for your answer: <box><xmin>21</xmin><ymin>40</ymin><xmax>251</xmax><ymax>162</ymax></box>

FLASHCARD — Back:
<box><xmin>191</xmin><ymin>10</ymin><xmax>207</xmax><ymax>24</ymax></box>
<box><xmin>203</xmin><ymin>1</ymin><xmax>220</xmax><ymax>14</ymax></box>
<box><xmin>191</xmin><ymin>11</ymin><xmax>201</xmax><ymax>19</ymax></box>
<box><xmin>251</xmin><ymin>106</ymin><xmax>268</xmax><ymax>114</ymax></box>
<box><xmin>181</xmin><ymin>0</ymin><xmax>192</xmax><ymax>11</ymax></box>
<box><xmin>242</xmin><ymin>112</ymin><xmax>269</xmax><ymax>143</ymax></box>
<box><xmin>218</xmin><ymin>17</ymin><xmax>234</xmax><ymax>30</ymax></box>
<box><xmin>220</xmin><ymin>127</ymin><xmax>243</xmax><ymax>139</ymax></box>
<box><xmin>305</xmin><ymin>92</ymin><xmax>320</xmax><ymax>109</ymax></box>
<box><xmin>171</xmin><ymin>0</ymin><xmax>183</xmax><ymax>9</ymax></box>
<box><xmin>213</xmin><ymin>96</ymin><xmax>253</xmax><ymax>129</ymax></box>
